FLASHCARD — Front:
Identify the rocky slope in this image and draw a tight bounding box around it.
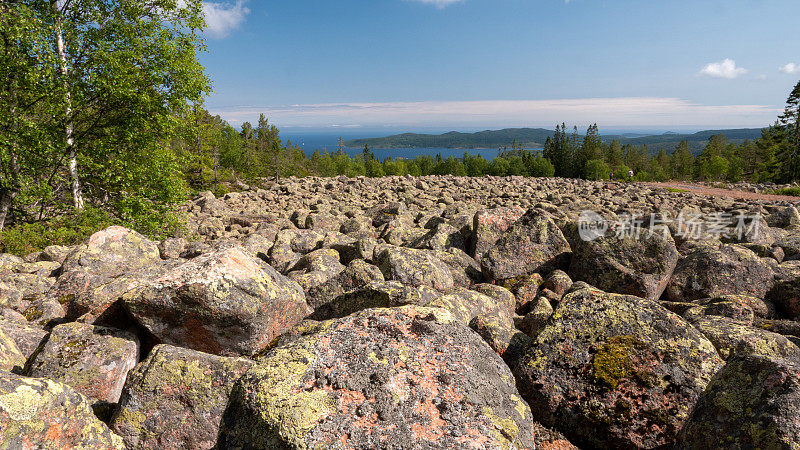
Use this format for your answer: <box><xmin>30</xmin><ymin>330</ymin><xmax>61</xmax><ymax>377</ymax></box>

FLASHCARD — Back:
<box><xmin>2</xmin><ymin>175</ymin><xmax>800</xmax><ymax>449</ymax></box>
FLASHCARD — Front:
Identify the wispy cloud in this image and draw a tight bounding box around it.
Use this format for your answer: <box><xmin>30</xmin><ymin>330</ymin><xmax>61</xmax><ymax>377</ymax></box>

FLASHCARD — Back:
<box><xmin>210</xmin><ymin>98</ymin><xmax>779</xmax><ymax>129</ymax></box>
<box><xmin>203</xmin><ymin>1</ymin><xmax>250</xmax><ymax>38</ymax></box>
<box><xmin>699</xmin><ymin>59</ymin><xmax>747</xmax><ymax>79</ymax></box>
<box><xmin>407</xmin><ymin>0</ymin><xmax>463</xmax><ymax>9</ymax></box>
<box><xmin>780</xmin><ymin>63</ymin><xmax>800</xmax><ymax>75</ymax></box>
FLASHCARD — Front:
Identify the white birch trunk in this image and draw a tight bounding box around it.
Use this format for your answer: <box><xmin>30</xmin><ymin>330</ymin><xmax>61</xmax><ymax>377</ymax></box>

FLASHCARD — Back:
<box><xmin>53</xmin><ymin>0</ymin><xmax>84</xmax><ymax>210</ymax></box>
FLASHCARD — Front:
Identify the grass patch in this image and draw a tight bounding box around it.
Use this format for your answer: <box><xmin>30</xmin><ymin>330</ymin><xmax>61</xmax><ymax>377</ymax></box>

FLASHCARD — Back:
<box><xmin>766</xmin><ymin>186</ymin><xmax>800</xmax><ymax>197</ymax></box>
<box><xmin>664</xmin><ymin>187</ymin><xmax>688</xmax><ymax>193</ymax></box>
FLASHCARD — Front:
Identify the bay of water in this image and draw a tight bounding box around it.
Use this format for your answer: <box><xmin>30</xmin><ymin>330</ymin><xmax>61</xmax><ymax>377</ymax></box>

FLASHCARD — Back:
<box><xmin>283</xmin><ymin>132</ymin><xmax>539</xmax><ymax>161</ymax></box>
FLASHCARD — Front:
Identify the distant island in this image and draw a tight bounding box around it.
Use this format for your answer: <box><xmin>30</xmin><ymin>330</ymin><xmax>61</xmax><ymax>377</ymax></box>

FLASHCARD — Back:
<box><xmin>345</xmin><ymin>127</ymin><xmax>765</xmax><ymax>155</ymax></box>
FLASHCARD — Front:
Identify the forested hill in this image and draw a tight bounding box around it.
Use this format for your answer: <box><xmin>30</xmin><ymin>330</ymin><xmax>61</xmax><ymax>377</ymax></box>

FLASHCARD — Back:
<box><xmin>345</xmin><ymin>127</ymin><xmax>765</xmax><ymax>154</ymax></box>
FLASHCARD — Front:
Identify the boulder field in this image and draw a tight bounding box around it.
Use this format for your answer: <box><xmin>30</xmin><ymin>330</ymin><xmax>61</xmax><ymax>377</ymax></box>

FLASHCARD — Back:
<box><xmin>2</xmin><ymin>175</ymin><xmax>800</xmax><ymax>449</ymax></box>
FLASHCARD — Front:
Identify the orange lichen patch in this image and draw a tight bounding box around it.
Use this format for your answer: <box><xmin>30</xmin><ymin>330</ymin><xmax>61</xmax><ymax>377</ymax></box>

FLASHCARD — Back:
<box><xmin>44</xmin><ymin>423</ymin><xmax>64</xmax><ymax>441</ymax></box>
<box><xmin>541</xmin><ymin>439</ymin><xmax>579</xmax><ymax>450</ymax></box>
<box><xmin>87</xmin><ymin>226</ymin><xmax>130</xmax><ymax>247</ymax></box>
<box><xmin>217</xmin><ymin>249</ymin><xmax>264</xmax><ymax>282</ymax></box>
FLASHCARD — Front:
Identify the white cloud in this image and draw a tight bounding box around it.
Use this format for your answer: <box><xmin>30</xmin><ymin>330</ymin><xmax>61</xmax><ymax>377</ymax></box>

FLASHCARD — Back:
<box><xmin>203</xmin><ymin>1</ymin><xmax>250</xmax><ymax>38</ymax></box>
<box><xmin>210</xmin><ymin>97</ymin><xmax>779</xmax><ymax>129</ymax></box>
<box><xmin>407</xmin><ymin>0</ymin><xmax>463</xmax><ymax>9</ymax></box>
<box><xmin>780</xmin><ymin>63</ymin><xmax>800</xmax><ymax>75</ymax></box>
<box><xmin>699</xmin><ymin>59</ymin><xmax>747</xmax><ymax>79</ymax></box>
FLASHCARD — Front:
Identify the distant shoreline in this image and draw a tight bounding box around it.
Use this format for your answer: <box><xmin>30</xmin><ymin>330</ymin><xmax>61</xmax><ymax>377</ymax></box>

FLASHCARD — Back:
<box><xmin>344</xmin><ymin>126</ymin><xmax>764</xmax><ymax>155</ymax></box>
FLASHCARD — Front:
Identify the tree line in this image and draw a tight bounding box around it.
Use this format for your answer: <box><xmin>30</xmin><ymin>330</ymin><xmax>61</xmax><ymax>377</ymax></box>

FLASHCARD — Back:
<box><xmin>183</xmin><ymin>78</ymin><xmax>800</xmax><ymax>189</ymax></box>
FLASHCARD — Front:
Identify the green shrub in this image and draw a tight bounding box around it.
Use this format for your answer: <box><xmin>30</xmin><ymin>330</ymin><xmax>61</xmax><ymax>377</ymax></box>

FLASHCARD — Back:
<box><xmin>769</xmin><ymin>186</ymin><xmax>800</xmax><ymax>197</ymax></box>
<box><xmin>0</xmin><ymin>202</ymin><xmax>186</xmax><ymax>256</ymax></box>
<box><xmin>0</xmin><ymin>207</ymin><xmax>116</xmax><ymax>256</ymax></box>
<box><xmin>585</xmin><ymin>159</ymin><xmax>611</xmax><ymax>181</ymax></box>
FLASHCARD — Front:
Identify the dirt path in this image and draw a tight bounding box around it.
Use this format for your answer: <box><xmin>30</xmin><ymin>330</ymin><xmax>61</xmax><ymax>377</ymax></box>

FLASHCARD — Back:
<box><xmin>645</xmin><ymin>182</ymin><xmax>800</xmax><ymax>203</ymax></box>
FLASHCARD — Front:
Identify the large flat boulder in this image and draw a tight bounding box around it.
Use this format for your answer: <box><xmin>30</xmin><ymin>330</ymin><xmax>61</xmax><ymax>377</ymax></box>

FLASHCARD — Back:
<box><xmin>0</xmin><ymin>372</ymin><xmax>124</xmax><ymax>449</ymax></box>
<box><xmin>26</xmin><ymin>322</ymin><xmax>139</xmax><ymax>405</ymax></box>
<box><xmin>677</xmin><ymin>354</ymin><xmax>800</xmax><ymax>449</ymax></box>
<box><xmin>471</xmin><ymin>206</ymin><xmax>526</xmax><ymax>261</ymax></box>
<box><xmin>0</xmin><ymin>319</ymin><xmax>47</xmax><ymax>362</ymax></box>
<box><xmin>48</xmin><ymin>226</ymin><xmax>162</xmax><ymax>323</ymax></box>
<box><xmin>375</xmin><ymin>246</ymin><xmax>455</xmax><ymax>292</ymax></box>
<box><xmin>665</xmin><ymin>243</ymin><xmax>774</xmax><ymax>301</ymax></box>
<box><xmin>111</xmin><ymin>345</ymin><xmax>253</xmax><ymax>449</ymax></box>
<box><xmin>219</xmin><ymin>305</ymin><xmax>540</xmax><ymax>449</ymax></box>
<box><xmin>514</xmin><ymin>285</ymin><xmax>723</xmax><ymax>449</ymax></box>
<box><xmin>569</xmin><ymin>231</ymin><xmax>679</xmax><ymax>301</ymax></box>
<box><xmin>0</xmin><ymin>329</ymin><xmax>25</xmax><ymax>372</ymax></box>
<box><xmin>305</xmin><ymin>259</ymin><xmax>385</xmax><ymax>311</ymax></box>
<box><xmin>310</xmin><ymin>281</ymin><xmax>439</xmax><ymax>320</ymax></box>
<box><xmin>121</xmin><ymin>246</ymin><xmax>311</xmax><ymax>357</ymax></box>
<box><xmin>481</xmin><ymin>210</ymin><xmax>571</xmax><ymax>282</ymax></box>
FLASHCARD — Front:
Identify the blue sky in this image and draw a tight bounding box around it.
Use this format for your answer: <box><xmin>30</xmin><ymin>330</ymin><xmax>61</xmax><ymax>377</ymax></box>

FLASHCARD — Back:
<box><xmin>198</xmin><ymin>0</ymin><xmax>800</xmax><ymax>132</ymax></box>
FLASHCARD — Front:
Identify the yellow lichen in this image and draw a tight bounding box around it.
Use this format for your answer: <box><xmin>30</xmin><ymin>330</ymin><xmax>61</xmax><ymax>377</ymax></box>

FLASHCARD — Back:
<box><xmin>592</xmin><ymin>335</ymin><xmax>640</xmax><ymax>389</ymax></box>
<box><xmin>481</xmin><ymin>406</ymin><xmax>520</xmax><ymax>449</ymax></box>
<box><xmin>0</xmin><ymin>385</ymin><xmax>45</xmax><ymax>421</ymax></box>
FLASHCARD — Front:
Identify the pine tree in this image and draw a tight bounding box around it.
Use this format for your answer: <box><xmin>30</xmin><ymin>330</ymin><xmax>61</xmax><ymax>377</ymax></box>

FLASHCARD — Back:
<box><xmin>576</xmin><ymin>124</ymin><xmax>602</xmax><ymax>178</ymax></box>
<box><xmin>776</xmin><ymin>80</ymin><xmax>800</xmax><ymax>181</ymax></box>
<box><xmin>670</xmin><ymin>140</ymin><xmax>694</xmax><ymax>180</ymax></box>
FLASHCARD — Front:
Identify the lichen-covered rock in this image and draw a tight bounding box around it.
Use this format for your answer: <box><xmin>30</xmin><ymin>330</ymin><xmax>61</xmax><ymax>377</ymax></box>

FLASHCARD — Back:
<box><xmin>569</xmin><ymin>231</ymin><xmax>679</xmax><ymax>301</ymax></box>
<box><xmin>665</xmin><ymin>243</ymin><xmax>774</xmax><ymax>301</ymax></box>
<box><xmin>26</xmin><ymin>322</ymin><xmax>139</xmax><ymax>405</ymax></box>
<box><xmin>472</xmin><ymin>283</ymin><xmax>517</xmax><ymax>316</ymax></box>
<box><xmin>48</xmin><ymin>226</ymin><xmax>162</xmax><ymax>323</ymax></box>
<box><xmin>0</xmin><ymin>329</ymin><xmax>25</xmax><ymax>372</ymax></box>
<box><xmin>425</xmin><ymin>288</ymin><xmax>510</xmax><ymax>325</ymax></box>
<box><xmin>469</xmin><ymin>313</ymin><xmax>531</xmax><ymax>369</ymax></box>
<box><xmin>767</xmin><ymin>205</ymin><xmax>800</xmax><ymax>229</ymax></box>
<box><xmin>310</xmin><ymin>281</ymin><xmax>439</xmax><ymax>320</ymax></box>
<box><xmin>122</xmin><ymin>246</ymin><xmax>311</xmax><ymax>357</ymax></box>
<box><xmin>412</xmin><ymin>223</ymin><xmax>465</xmax><ymax>252</ymax></box>
<box><xmin>0</xmin><ymin>319</ymin><xmax>47</xmax><ymax>362</ymax></box>
<box><xmin>305</xmin><ymin>259</ymin><xmax>385</xmax><ymax>311</ymax></box>
<box><xmin>218</xmin><ymin>305</ymin><xmax>538</xmax><ymax>449</ymax></box>
<box><xmin>541</xmin><ymin>269</ymin><xmax>572</xmax><ymax>298</ymax></box>
<box><xmin>0</xmin><ymin>254</ymin><xmax>23</xmax><ymax>276</ymax></box>
<box><xmin>514</xmin><ymin>286</ymin><xmax>723</xmax><ymax>449</ymax></box>
<box><xmin>677</xmin><ymin>354</ymin><xmax>800</xmax><ymax>449</ymax></box>
<box><xmin>696</xmin><ymin>294</ymin><xmax>772</xmax><ymax>318</ymax></box>
<box><xmin>683</xmin><ymin>301</ymin><xmax>755</xmax><ymax>324</ymax></box>
<box><xmin>433</xmin><ymin>247</ymin><xmax>484</xmax><ymax>288</ymax></box>
<box><xmin>481</xmin><ymin>210</ymin><xmax>571</xmax><ymax>282</ymax></box>
<box><xmin>471</xmin><ymin>206</ymin><xmax>526</xmax><ymax>261</ymax></box>
<box><xmin>286</xmin><ymin>249</ymin><xmax>345</xmax><ymax>292</ymax></box>
<box><xmin>768</xmin><ymin>263</ymin><xmax>800</xmax><ymax>319</ymax></box>
<box><xmin>20</xmin><ymin>297</ymin><xmax>66</xmax><ymax>328</ymax></box>
<box><xmin>157</xmin><ymin>238</ymin><xmax>187</xmax><ymax>260</ymax></box>
<box><xmin>369</xmin><ymin>201</ymin><xmax>408</xmax><ymax>227</ymax></box>
<box><xmin>0</xmin><ymin>273</ymin><xmax>55</xmax><ymax>314</ymax></box>
<box><xmin>517</xmin><ymin>297</ymin><xmax>554</xmax><ymax>338</ymax></box>
<box><xmin>375</xmin><ymin>246</ymin><xmax>454</xmax><ymax>292</ymax></box>
<box><xmin>501</xmin><ymin>273</ymin><xmax>544</xmax><ymax>314</ymax></box>
<box><xmin>0</xmin><ymin>372</ymin><xmax>124</xmax><ymax>449</ymax></box>
<box><xmin>110</xmin><ymin>344</ymin><xmax>253</xmax><ymax>449</ymax></box>
<box><xmin>684</xmin><ymin>314</ymin><xmax>800</xmax><ymax>360</ymax></box>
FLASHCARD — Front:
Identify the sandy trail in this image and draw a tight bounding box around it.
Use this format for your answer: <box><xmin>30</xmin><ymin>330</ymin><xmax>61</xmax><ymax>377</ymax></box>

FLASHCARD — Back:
<box><xmin>645</xmin><ymin>182</ymin><xmax>800</xmax><ymax>203</ymax></box>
